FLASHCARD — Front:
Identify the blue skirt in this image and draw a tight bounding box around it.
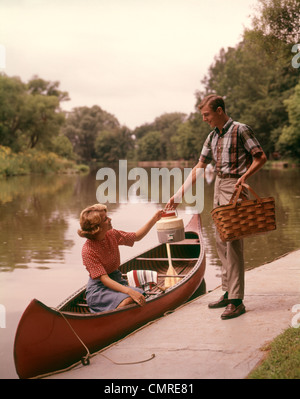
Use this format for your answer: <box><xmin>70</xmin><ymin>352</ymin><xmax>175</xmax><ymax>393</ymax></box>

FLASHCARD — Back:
<box><xmin>86</xmin><ymin>270</ymin><xmax>144</xmax><ymax>313</ymax></box>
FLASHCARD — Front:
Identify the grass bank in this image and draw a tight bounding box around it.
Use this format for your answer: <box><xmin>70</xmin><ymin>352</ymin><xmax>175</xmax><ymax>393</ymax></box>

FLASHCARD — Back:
<box><xmin>247</xmin><ymin>327</ymin><xmax>300</xmax><ymax>379</ymax></box>
<box><xmin>0</xmin><ymin>146</ymin><xmax>89</xmax><ymax>177</ymax></box>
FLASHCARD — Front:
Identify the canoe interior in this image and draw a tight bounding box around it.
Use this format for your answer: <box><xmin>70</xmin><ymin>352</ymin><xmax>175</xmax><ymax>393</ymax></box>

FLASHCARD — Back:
<box><xmin>59</xmin><ymin>232</ymin><xmax>201</xmax><ymax>315</ymax></box>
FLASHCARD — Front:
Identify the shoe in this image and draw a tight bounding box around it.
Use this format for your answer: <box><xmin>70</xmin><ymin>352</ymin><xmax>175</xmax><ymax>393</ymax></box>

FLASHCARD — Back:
<box><xmin>208</xmin><ymin>294</ymin><xmax>230</xmax><ymax>309</ymax></box>
<box><xmin>221</xmin><ymin>303</ymin><xmax>246</xmax><ymax>320</ymax></box>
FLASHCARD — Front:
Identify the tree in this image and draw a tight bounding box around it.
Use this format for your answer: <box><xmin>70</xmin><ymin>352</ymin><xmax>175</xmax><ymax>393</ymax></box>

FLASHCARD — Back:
<box><xmin>251</xmin><ymin>0</ymin><xmax>300</xmax><ymax>44</ymax></box>
<box><xmin>27</xmin><ymin>75</ymin><xmax>70</xmax><ymax>103</ymax></box>
<box><xmin>277</xmin><ymin>82</ymin><xmax>300</xmax><ymax>158</ymax></box>
<box><xmin>95</xmin><ymin>127</ymin><xmax>134</xmax><ymax>163</ymax></box>
<box><xmin>153</xmin><ymin>113</ymin><xmax>187</xmax><ymax>160</ymax></box>
<box><xmin>63</xmin><ymin>105</ymin><xmax>121</xmax><ymax>163</ymax></box>
<box><xmin>171</xmin><ymin>115</ymin><xmax>210</xmax><ymax>161</ymax></box>
<box><xmin>23</xmin><ymin>93</ymin><xmax>65</xmax><ymax>149</ymax></box>
<box><xmin>0</xmin><ymin>74</ymin><xmax>68</xmax><ymax>151</ymax></box>
<box><xmin>136</xmin><ymin>131</ymin><xmax>163</xmax><ymax>161</ymax></box>
<box><xmin>0</xmin><ymin>75</ymin><xmax>26</xmax><ymax>151</ymax></box>
<box><xmin>197</xmin><ymin>43</ymin><xmax>279</xmax><ymax>153</ymax></box>
<box><xmin>133</xmin><ymin>112</ymin><xmax>187</xmax><ymax>161</ymax></box>
<box><xmin>242</xmin><ymin>0</ymin><xmax>300</xmax><ymax>156</ymax></box>
<box><xmin>171</xmin><ymin>122</ymin><xmax>196</xmax><ymax>160</ymax></box>
<box><xmin>51</xmin><ymin>135</ymin><xmax>75</xmax><ymax>159</ymax></box>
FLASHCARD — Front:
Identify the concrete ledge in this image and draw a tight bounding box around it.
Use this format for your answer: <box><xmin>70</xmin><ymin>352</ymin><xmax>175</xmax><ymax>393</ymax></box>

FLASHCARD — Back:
<box><xmin>47</xmin><ymin>250</ymin><xmax>300</xmax><ymax>379</ymax></box>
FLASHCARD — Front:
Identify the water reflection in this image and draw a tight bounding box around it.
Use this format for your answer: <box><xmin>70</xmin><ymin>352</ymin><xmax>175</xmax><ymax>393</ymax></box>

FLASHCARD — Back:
<box><xmin>1</xmin><ymin>166</ymin><xmax>300</xmax><ymax>274</ymax></box>
<box><xmin>244</xmin><ymin>168</ymin><xmax>300</xmax><ymax>266</ymax></box>
<box><xmin>0</xmin><ymin>175</ymin><xmax>72</xmax><ymax>271</ymax></box>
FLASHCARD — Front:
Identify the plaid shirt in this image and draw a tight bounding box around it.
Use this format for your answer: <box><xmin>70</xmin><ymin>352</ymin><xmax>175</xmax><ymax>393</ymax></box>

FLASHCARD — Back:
<box><xmin>199</xmin><ymin>118</ymin><xmax>263</xmax><ymax>176</ymax></box>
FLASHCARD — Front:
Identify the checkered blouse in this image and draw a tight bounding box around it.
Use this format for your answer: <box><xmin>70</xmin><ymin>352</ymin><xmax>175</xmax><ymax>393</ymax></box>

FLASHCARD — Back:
<box><xmin>82</xmin><ymin>229</ymin><xmax>136</xmax><ymax>279</ymax></box>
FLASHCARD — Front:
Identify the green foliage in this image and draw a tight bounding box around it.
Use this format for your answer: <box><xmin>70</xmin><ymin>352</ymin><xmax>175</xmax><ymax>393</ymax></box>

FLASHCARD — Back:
<box><xmin>63</xmin><ymin>105</ymin><xmax>121</xmax><ymax>163</ymax></box>
<box><xmin>0</xmin><ymin>75</ymin><xmax>27</xmax><ymax>151</ymax></box>
<box><xmin>0</xmin><ymin>74</ymin><xmax>67</xmax><ymax>152</ymax></box>
<box><xmin>23</xmin><ymin>94</ymin><xmax>65</xmax><ymax>149</ymax></box>
<box><xmin>136</xmin><ymin>131</ymin><xmax>163</xmax><ymax>161</ymax></box>
<box><xmin>51</xmin><ymin>135</ymin><xmax>75</xmax><ymax>160</ymax></box>
<box><xmin>95</xmin><ymin>127</ymin><xmax>134</xmax><ymax>163</ymax></box>
<box><xmin>27</xmin><ymin>75</ymin><xmax>70</xmax><ymax>102</ymax></box>
<box><xmin>133</xmin><ymin>113</ymin><xmax>187</xmax><ymax>161</ymax></box>
<box><xmin>251</xmin><ymin>0</ymin><xmax>300</xmax><ymax>44</ymax></box>
<box><xmin>277</xmin><ymin>82</ymin><xmax>300</xmax><ymax>158</ymax></box>
<box><xmin>171</xmin><ymin>117</ymin><xmax>210</xmax><ymax>161</ymax></box>
<box><xmin>152</xmin><ymin>113</ymin><xmax>187</xmax><ymax>160</ymax></box>
<box><xmin>0</xmin><ymin>145</ymin><xmax>79</xmax><ymax>177</ymax></box>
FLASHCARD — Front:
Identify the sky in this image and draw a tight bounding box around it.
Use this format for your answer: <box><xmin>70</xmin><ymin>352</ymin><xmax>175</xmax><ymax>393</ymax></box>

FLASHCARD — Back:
<box><xmin>0</xmin><ymin>0</ymin><xmax>258</xmax><ymax>129</ymax></box>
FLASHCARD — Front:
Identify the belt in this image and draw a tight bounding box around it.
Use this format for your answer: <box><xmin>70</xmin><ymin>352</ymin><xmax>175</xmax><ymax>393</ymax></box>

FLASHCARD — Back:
<box><xmin>217</xmin><ymin>172</ymin><xmax>241</xmax><ymax>179</ymax></box>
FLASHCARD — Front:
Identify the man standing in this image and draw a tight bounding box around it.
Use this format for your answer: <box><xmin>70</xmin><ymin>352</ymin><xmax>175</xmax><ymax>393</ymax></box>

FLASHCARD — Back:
<box><xmin>166</xmin><ymin>94</ymin><xmax>267</xmax><ymax>319</ymax></box>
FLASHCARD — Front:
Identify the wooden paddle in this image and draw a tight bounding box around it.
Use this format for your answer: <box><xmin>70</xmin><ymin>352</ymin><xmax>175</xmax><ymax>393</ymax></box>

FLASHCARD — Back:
<box><xmin>164</xmin><ymin>243</ymin><xmax>181</xmax><ymax>288</ymax></box>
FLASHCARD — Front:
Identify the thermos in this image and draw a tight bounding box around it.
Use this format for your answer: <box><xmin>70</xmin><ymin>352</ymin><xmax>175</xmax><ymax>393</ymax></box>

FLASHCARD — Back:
<box><xmin>156</xmin><ymin>210</ymin><xmax>185</xmax><ymax>243</ymax></box>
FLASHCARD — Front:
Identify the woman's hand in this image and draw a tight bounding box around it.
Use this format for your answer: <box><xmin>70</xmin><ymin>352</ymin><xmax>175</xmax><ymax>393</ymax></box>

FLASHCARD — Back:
<box><xmin>100</xmin><ymin>274</ymin><xmax>146</xmax><ymax>307</ymax></box>
<box><xmin>127</xmin><ymin>288</ymin><xmax>146</xmax><ymax>307</ymax></box>
<box><xmin>152</xmin><ymin>209</ymin><xmax>164</xmax><ymax>222</ymax></box>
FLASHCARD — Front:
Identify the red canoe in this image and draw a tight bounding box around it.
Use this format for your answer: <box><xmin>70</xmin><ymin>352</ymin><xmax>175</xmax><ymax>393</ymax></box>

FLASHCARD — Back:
<box><xmin>14</xmin><ymin>214</ymin><xmax>206</xmax><ymax>379</ymax></box>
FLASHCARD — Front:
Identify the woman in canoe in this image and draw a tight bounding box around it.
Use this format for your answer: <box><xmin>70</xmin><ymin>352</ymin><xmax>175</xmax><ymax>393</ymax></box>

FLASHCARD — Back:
<box><xmin>78</xmin><ymin>204</ymin><xmax>163</xmax><ymax>312</ymax></box>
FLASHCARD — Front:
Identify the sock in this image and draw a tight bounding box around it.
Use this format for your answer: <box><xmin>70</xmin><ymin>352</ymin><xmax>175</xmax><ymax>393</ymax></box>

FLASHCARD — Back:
<box><xmin>230</xmin><ymin>299</ymin><xmax>242</xmax><ymax>306</ymax></box>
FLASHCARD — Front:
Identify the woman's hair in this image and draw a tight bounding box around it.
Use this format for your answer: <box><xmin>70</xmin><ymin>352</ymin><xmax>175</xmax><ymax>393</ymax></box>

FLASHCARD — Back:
<box><xmin>198</xmin><ymin>94</ymin><xmax>226</xmax><ymax>113</ymax></box>
<box><xmin>78</xmin><ymin>203</ymin><xmax>107</xmax><ymax>239</ymax></box>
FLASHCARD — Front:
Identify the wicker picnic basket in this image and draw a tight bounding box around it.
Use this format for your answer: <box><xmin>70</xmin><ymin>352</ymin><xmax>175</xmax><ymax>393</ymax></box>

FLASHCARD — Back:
<box><xmin>211</xmin><ymin>183</ymin><xmax>276</xmax><ymax>242</ymax></box>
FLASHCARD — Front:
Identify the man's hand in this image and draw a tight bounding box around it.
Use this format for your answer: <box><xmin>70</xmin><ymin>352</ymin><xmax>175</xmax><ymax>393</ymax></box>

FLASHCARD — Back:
<box><xmin>164</xmin><ymin>196</ymin><xmax>179</xmax><ymax>211</ymax></box>
<box><xmin>235</xmin><ymin>175</ymin><xmax>246</xmax><ymax>189</ymax></box>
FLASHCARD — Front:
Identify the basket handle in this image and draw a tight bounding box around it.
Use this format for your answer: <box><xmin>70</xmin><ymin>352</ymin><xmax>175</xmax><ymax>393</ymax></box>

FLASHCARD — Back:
<box><xmin>230</xmin><ymin>183</ymin><xmax>262</xmax><ymax>206</ymax></box>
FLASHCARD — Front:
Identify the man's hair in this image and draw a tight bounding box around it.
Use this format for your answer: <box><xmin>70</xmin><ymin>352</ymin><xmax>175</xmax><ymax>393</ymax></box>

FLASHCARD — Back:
<box><xmin>198</xmin><ymin>94</ymin><xmax>226</xmax><ymax>113</ymax></box>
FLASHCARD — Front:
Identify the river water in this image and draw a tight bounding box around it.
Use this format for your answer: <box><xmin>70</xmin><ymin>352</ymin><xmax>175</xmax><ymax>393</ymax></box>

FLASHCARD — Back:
<box><xmin>1</xmin><ymin>165</ymin><xmax>300</xmax><ymax>378</ymax></box>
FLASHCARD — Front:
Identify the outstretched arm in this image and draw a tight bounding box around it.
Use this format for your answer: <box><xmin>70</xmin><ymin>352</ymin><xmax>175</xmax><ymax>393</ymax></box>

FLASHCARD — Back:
<box><xmin>135</xmin><ymin>210</ymin><xmax>163</xmax><ymax>241</ymax></box>
<box><xmin>165</xmin><ymin>160</ymin><xmax>206</xmax><ymax>210</ymax></box>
